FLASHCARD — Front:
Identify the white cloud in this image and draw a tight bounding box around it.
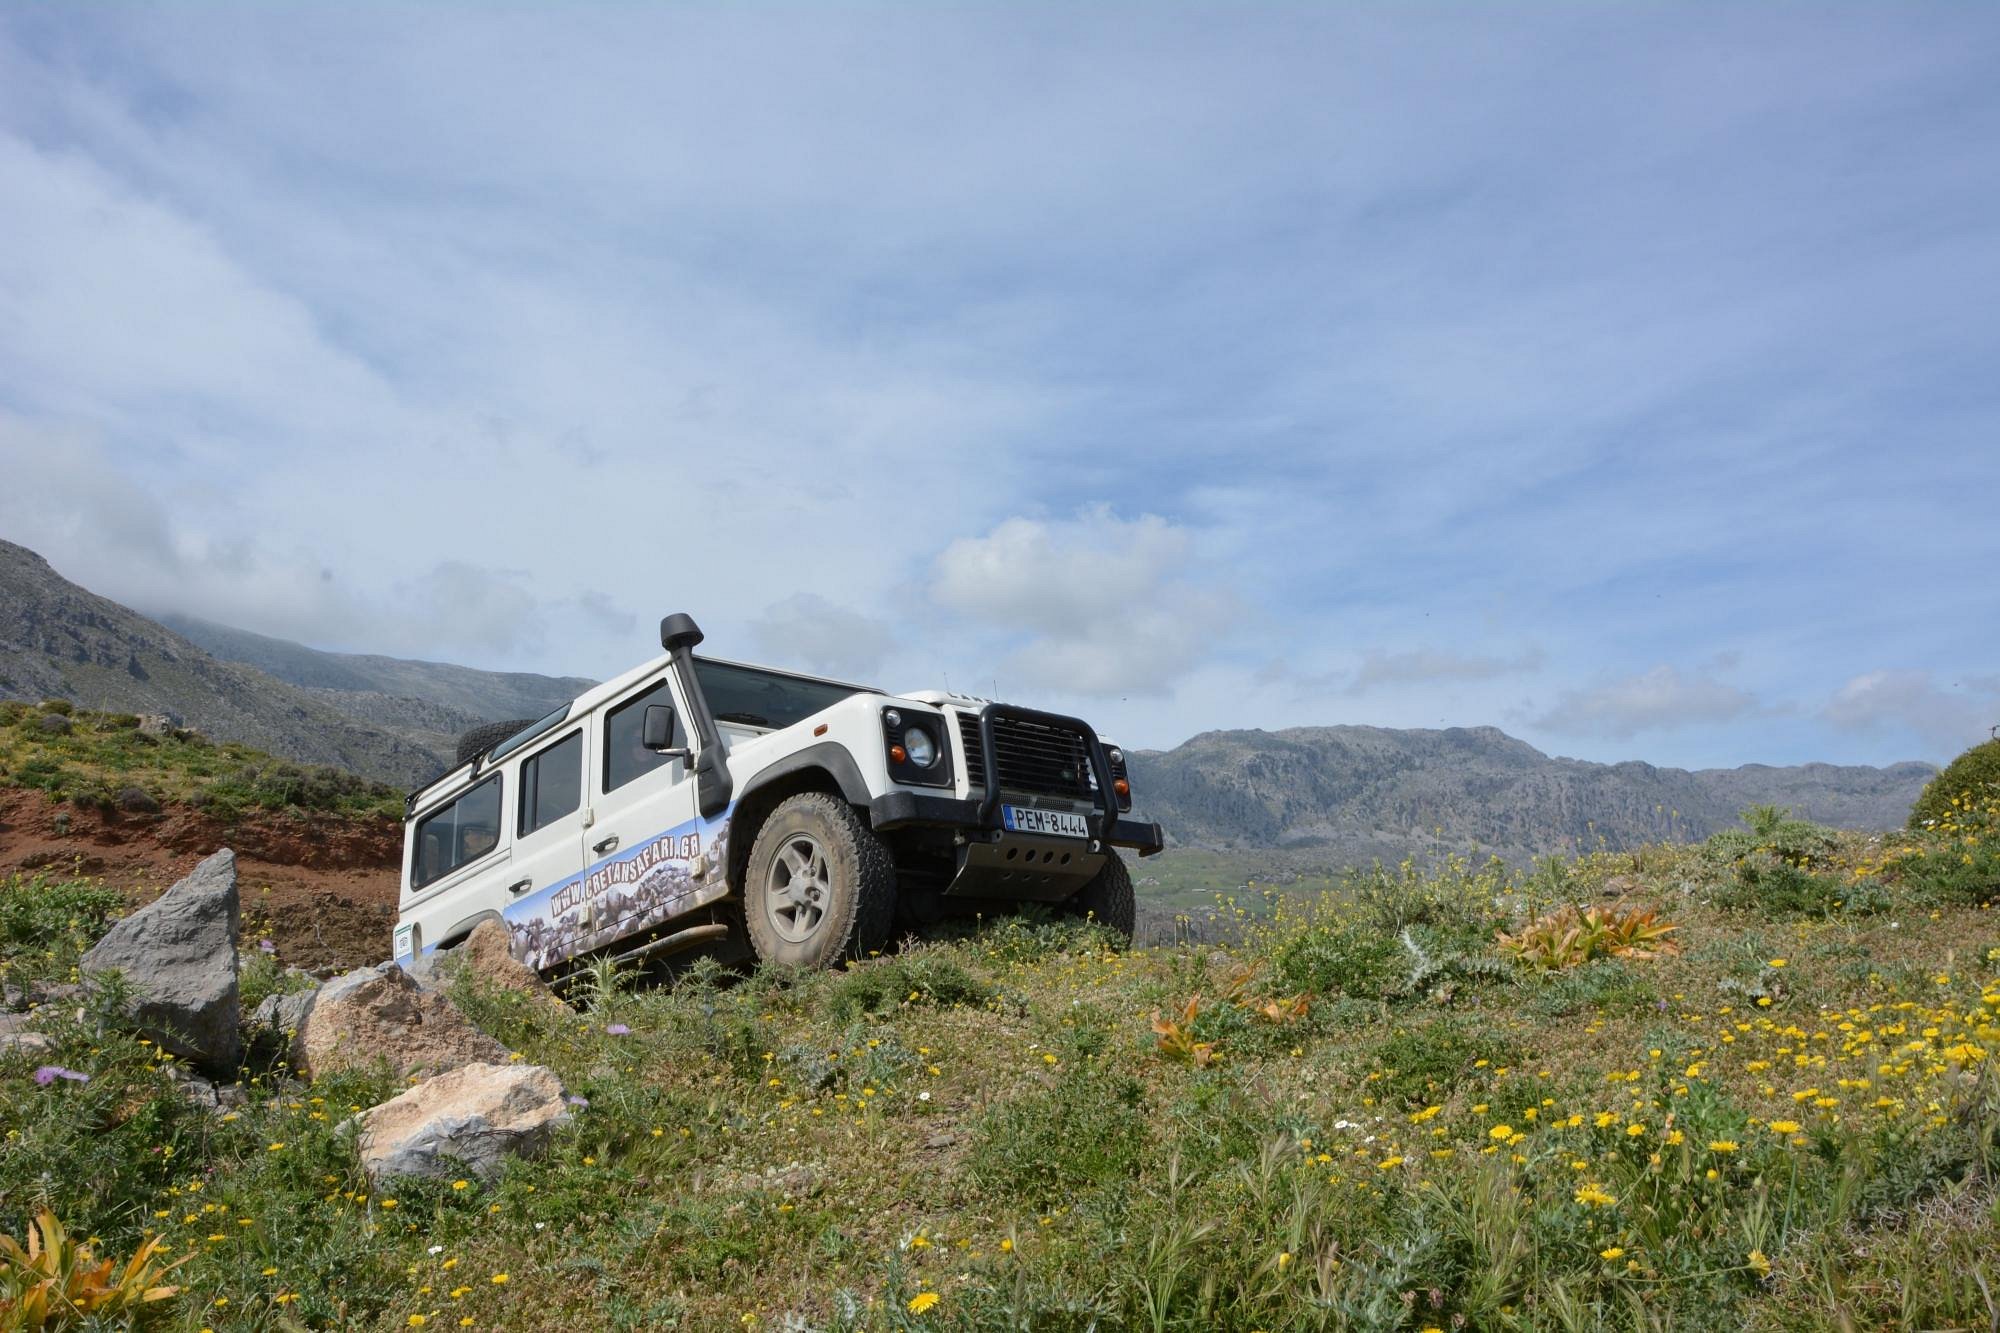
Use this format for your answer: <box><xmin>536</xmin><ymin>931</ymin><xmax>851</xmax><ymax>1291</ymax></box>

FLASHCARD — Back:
<box><xmin>749</xmin><ymin>594</ymin><xmax>893</xmax><ymax>682</ymax></box>
<box><xmin>0</xmin><ymin>8</ymin><xmax>1994</xmax><ymax>770</ymax></box>
<box><xmin>1824</xmin><ymin>670</ymin><xmax>2000</xmax><ymax>757</ymax></box>
<box><xmin>1533</xmin><ymin>665</ymin><xmax>1760</xmax><ymax>740</ymax></box>
<box><xmin>929</xmin><ymin>507</ymin><xmax>1236</xmax><ymax>697</ymax></box>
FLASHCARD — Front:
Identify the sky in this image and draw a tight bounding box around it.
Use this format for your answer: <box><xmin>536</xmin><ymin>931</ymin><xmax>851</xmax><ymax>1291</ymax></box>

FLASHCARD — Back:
<box><xmin>1</xmin><ymin>5</ymin><xmax>1996</xmax><ymax>768</ymax></box>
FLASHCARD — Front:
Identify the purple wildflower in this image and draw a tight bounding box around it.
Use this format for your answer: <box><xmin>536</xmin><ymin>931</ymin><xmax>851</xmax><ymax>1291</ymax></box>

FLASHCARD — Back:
<box><xmin>566</xmin><ymin>1094</ymin><xmax>590</xmax><ymax>1107</ymax></box>
<box><xmin>258</xmin><ymin>939</ymin><xmax>278</xmax><ymax>953</ymax></box>
<box><xmin>605</xmin><ymin>1024</ymin><xmax>630</xmax><ymax>1036</ymax></box>
<box><xmin>34</xmin><ymin>1066</ymin><xmax>90</xmax><ymax>1086</ymax></box>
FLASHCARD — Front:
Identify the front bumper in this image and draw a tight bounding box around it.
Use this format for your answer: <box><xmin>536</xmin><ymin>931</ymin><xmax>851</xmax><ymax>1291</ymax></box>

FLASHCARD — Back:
<box><xmin>868</xmin><ymin>791</ymin><xmax>1166</xmax><ymax>856</ymax></box>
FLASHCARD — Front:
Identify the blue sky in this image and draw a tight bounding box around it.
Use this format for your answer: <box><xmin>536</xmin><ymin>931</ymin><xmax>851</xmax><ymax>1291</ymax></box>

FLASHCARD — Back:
<box><xmin>1</xmin><ymin>5</ymin><xmax>1996</xmax><ymax>767</ymax></box>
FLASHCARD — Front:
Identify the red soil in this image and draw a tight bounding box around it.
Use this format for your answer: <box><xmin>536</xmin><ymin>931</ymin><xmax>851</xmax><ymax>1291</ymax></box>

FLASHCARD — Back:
<box><xmin>0</xmin><ymin>787</ymin><xmax>402</xmax><ymax>974</ymax></box>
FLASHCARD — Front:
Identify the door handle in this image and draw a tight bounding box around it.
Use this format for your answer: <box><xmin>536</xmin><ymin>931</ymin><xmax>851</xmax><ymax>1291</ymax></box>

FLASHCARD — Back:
<box><xmin>507</xmin><ymin>878</ymin><xmax>533</xmax><ymax>895</ymax></box>
<box><xmin>594</xmin><ymin>835</ymin><xmax>620</xmax><ymax>855</ymax></box>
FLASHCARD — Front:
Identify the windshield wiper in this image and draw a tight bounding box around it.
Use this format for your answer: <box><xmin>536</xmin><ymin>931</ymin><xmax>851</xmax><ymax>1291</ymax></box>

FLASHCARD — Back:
<box><xmin>714</xmin><ymin>711</ymin><xmax>774</xmax><ymax>728</ymax></box>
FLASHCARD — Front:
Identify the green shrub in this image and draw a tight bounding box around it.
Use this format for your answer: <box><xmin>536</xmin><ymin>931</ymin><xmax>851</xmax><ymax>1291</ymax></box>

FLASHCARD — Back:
<box><xmin>1269</xmin><ymin>923</ymin><xmax>1400</xmax><ymax>998</ymax></box>
<box><xmin>1910</xmin><ymin>738</ymin><xmax>2000</xmax><ymax>830</ymax></box>
<box><xmin>1525</xmin><ymin>956</ymin><xmax>1659</xmax><ymax>1018</ymax></box>
<box><xmin>1704</xmin><ymin>804</ymin><xmax>1839</xmax><ymax>868</ymax></box>
<box><xmin>1893</xmin><ymin>839</ymin><xmax>2000</xmax><ymax>907</ymax></box>
<box><xmin>237</xmin><ymin>947</ymin><xmax>316</xmax><ymax>1013</ymax></box>
<box><xmin>0</xmin><ymin>874</ymin><xmax>123</xmax><ymax>991</ymax></box>
<box><xmin>967</xmin><ymin>1064</ymin><xmax>1149</xmax><ymax>1208</ymax></box>
<box><xmin>1365</xmin><ymin>1017</ymin><xmax>1522</xmax><ymax>1109</ymax></box>
<box><xmin>963</xmin><ymin>910</ymin><xmax>1122</xmax><ymax>966</ymax></box>
<box><xmin>825</xmin><ymin>950</ymin><xmax>994</xmax><ymax>1020</ymax></box>
<box><xmin>1717</xmin><ymin>852</ymin><xmax>1885</xmax><ymax>917</ymax></box>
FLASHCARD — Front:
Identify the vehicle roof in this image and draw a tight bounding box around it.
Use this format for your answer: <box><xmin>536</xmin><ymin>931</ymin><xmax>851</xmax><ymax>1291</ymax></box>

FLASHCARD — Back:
<box><xmin>404</xmin><ymin>650</ymin><xmax>882</xmax><ymax>813</ymax></box>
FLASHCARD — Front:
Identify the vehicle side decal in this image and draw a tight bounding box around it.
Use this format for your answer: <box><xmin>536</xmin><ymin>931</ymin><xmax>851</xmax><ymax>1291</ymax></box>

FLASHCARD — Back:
<box><xmin>502</xmin><ymin>805</ymin><xmax>736</xmax><ymax>972</ymax></box>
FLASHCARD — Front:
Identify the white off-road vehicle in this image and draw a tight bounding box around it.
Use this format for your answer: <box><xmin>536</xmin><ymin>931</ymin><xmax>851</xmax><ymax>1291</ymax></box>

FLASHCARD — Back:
<box><xmin>393</xmin><ymin>613</ymin><xmax>1163</xmax><ymax>976</ymax></box>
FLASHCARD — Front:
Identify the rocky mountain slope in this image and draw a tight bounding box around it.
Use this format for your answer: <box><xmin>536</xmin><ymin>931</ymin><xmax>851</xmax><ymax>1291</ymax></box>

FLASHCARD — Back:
<box><xmin>1130</xmin><ymin>724</ymin><xmax>1933</xmax><ymax>861</ymax></box>
<box><xmin>0</xmin><ymin>540</ymin><xmax>443</xmax><ymax>787</ymax></box>
<box><xmin>158</xmin><ymin>613</ymin><xmax>593</xmax><ymax>733</ymax></box>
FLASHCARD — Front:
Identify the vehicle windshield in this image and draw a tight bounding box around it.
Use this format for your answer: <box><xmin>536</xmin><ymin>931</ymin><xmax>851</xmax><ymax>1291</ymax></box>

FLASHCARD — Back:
<box><xmin>693</xmin><ymin>658</ymin><xmax>873</xmax><ymax>731</ymax></box>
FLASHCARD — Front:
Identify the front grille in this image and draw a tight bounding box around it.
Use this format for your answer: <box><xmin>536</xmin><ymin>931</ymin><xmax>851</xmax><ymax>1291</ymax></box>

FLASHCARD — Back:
<box><xmin>958</xmin><ymin>713</ymin><xmax>1092</xmax><ymax>801</ymax></box>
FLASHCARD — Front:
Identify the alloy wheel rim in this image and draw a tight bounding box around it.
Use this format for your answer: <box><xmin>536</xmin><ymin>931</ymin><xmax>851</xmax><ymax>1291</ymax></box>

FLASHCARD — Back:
<box><xmin>766</xmin><ymin>833</ymin><xmax>832</xmax><ymax>943</ymax></box>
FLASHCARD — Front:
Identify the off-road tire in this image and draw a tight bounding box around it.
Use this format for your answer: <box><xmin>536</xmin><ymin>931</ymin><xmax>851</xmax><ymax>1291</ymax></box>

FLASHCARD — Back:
<box><xmin>1064</xmin><ymin>850</ymin><xmax>1136</xmax><ymax>943</ymax></box>
<box><xmin>742</xmin><ymin>793</ymin><xmax>897</xmax><ymax>968</ymax></box>
<box><xmin>456</xmin><ymin>719</ymin><xmax>538</xmax><ymax>766</ymax></box>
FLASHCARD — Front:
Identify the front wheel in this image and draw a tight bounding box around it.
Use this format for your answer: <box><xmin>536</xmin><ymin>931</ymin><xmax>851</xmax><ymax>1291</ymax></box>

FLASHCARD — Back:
<box><xmin>742</xmin><ymin>793</ymin><xmax>897</xmax><ymax>968</ymax></box>
<box><xmin>1064</xmin><ymin>851</ymin><xmax>1135</xmax><ymax>943</ymax></box>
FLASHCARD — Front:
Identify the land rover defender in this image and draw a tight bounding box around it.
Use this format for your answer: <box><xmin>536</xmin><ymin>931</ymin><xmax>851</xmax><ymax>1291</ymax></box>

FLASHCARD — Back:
<box><xmin>393</xmin><ymin>613</ymin><xmax>1164</xmax><ymax>976</ymax></box>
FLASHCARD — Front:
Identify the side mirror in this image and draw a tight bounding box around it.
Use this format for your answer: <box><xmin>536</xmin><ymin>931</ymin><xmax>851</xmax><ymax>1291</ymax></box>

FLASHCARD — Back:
<box><xmin>641</xmin><ymin>704</ymin><xmax>685</xmax><ymax>755</ymax></box>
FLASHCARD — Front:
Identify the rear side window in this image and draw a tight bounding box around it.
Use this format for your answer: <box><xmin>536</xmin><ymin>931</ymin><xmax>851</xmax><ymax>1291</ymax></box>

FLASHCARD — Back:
<box><xmin>604</xmin><ymin>680</ymin><xmax>678</xmax><ymax>793</ymax></box>
<box><xmin>412</xmin><ymin>776</ymin><xmax>502</xmax><ymax>889</ymax></box>
<box><xmin>518</xmin><ymin>731</ymin><xmax>583</xmax><ymax>836</ymax></box>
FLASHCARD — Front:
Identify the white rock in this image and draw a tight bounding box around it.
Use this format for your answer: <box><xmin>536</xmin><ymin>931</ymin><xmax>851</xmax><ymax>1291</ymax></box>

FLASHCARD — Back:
<box><xmin>353</xmin><ymin>1062</ymin><xmax>570</xmax><ymax>1184</ymax></box>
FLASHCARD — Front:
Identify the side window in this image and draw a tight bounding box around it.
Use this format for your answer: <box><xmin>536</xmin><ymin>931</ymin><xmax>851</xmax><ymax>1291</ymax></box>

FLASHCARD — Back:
<box><xmin>412</xmin><ymin>776</ymin><xmax>502</xmax><ymax>889</ymax></box>
<box><xmin>518</xmin><ymin>730</ymin><xmax>583</xmax><ymax>837</ymax></box>
<box><xmin>604</xmin><ymin>679</ymin><xmax>678</xmax><ymax>793</ymax></box>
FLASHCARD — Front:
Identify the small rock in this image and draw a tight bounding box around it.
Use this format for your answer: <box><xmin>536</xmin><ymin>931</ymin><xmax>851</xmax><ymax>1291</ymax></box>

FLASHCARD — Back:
<box><xmin>163</xmin><ymin>1065</ymin><xmax>223</xmax><ymax>1113</ymax></box>
<box><xmin>246</xmin><ymin>989</ymin><xmax>318</xmax><ymax>1067</ymax></box>
<box><xmin>297</xmin><ymin>962</ymin><xmax>507</xmax><ymax>1081</ymax></box>
<box><xmin>81</xmin><ymin>849</ymin><xmax>241</xmax><ymax>1075</ymax></box>
<box><xmin>924</xmin><ymin>1132</ymin><xmax>958</xmax><ymax>1150</ymax></box>
<box><xmin>0</xmin><ymin>1012</ymin><xmax>54</xmax><ymax>1058</ymax></box>
<box><xmin>353</xmin><ymin>1062</ymin><xmax>570</xmax><ymax>1184</ymax></box>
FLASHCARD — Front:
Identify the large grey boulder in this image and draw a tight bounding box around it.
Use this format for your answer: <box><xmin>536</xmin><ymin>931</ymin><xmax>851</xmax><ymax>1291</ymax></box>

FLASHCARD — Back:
<box><xmin>353</xmin><ymin>1062</ymin><xmax>570</xmax><ymax>1184</ymax></box>
<box><xmin>81</xmin><ymin>849</ymin><xmax>241</xmax><ymax>1073</ymax></box>
<box><xmin>296</xmin><ymin>961</ymin><xmax>508</xmax><ymax>1080</ymax></box>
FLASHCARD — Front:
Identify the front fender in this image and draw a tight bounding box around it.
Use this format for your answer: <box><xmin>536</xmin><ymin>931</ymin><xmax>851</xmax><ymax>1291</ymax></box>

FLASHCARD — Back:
<box><xmin>736</xmin><ymin>741</ymin><xmax>872</xmax><ymax>806</ymax></box>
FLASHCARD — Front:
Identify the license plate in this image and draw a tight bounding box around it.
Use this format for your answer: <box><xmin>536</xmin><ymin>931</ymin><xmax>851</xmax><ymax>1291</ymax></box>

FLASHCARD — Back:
<box><xmin>1002</xmin><ymin>805</ymin><xmax>1089</xmax><ymax>838</ymax></box>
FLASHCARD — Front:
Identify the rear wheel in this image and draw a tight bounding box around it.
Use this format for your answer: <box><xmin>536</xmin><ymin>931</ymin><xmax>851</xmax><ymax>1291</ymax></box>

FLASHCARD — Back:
<box><xmin>1065</xmin><ymin>850</ymin><xmax>1135</xmax><ymax>943</ymax></box>
<box><xmin>743</xmin><ymin>793</ymin><xmax>897</xmax><ymax>967</ymax></box>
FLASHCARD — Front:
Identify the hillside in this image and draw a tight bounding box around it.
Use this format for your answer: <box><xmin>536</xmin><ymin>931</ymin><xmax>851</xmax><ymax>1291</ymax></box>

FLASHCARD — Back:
<box><xmin>1132</xmin><ymin>724</ymin><xmax>1932</xmax><ymax>860</ymax></box>
<box><xmin>160</xmin><ymin>612</ymin><xmax>594</xmax><ymax>739</ymax></box>
<box><xmin>6</xmin><ymin>788</ymin><xmax>1999</xmax><ymax>1328</ymax></box>
<box><xmin>0</xmin><ymin>541</ymin><xmax>441</xmax><ymax>788</ymax></box>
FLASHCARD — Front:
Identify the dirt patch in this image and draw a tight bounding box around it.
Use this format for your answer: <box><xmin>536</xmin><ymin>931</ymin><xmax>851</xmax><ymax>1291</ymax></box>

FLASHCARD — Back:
<box><xmin>0</xmin><ymin>787</ymin><xmax>401</xmax><ymax>974</ymax></box>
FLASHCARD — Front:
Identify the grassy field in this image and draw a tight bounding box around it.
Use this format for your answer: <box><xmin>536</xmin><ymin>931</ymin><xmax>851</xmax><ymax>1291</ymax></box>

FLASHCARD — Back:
<box><xmin>5</xmin><ymin>787</ymin><xmax>2000</xmax><ymax>1328</ymax></box>
<box><xmin>0</xmin><ymin>701</ymin><xmax>402</xmax><ymax>822</ymax></box>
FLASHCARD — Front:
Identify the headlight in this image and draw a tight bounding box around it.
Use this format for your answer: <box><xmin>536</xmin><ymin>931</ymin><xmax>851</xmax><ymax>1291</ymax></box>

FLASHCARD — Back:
<box><xmin>1107</xmin><ymin>745</ymin><xmax>1124</xmax><ymax>766</ymax></box>
<box><xmin>903</xmin><ymin>727</ymin><xmax>937</xmax><ymax>768</ymax></box>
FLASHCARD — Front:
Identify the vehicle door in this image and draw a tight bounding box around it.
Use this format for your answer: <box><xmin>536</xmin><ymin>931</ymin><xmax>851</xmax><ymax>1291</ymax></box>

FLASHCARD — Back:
<box><xmin>578</xmin><ymin>673</ymin><xmax>704</xmax><ymax>952</ymax></box>
<box><xmin>498</xmin><ymin>724</ymin><xmax>590</xmax><ymax>967</ymax></box>
<box><xmin>401</xmin><ymin>770</ymin><xmax>510</xmax><ymax>958</ymax></box>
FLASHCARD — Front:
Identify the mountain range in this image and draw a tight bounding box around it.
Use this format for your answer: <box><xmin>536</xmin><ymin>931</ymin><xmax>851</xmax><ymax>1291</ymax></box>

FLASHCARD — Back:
<box><xmin>1129</xmin><ymin>724</ymin><xmax>1932</xmax><ymax>861</ymax></box>
<box><xmin>0</xmin><ymin>538</ymin><xmax>1934</xmax><ymax>857</ymax></box>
